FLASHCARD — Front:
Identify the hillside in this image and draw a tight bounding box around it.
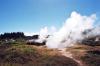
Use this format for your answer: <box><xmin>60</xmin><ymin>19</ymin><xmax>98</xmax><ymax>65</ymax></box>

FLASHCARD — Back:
<box><xmin>0</xmin><ymin>42</ymin><xmax>100</xmax><ymax>66</ymax></box>
<box><xmin>0</xmin><ymin>42</ymin><xmax>79</xmax><ymax>66</ymax></box>
<box><xmin>0</xmin><ymin>32</ymin><xmax>100</xmax><ymax>66</ymax></box>
<box><xmin>66</xmin><ymin>44</ymin><xmax>100</xmax><ymax>66</ymax></box>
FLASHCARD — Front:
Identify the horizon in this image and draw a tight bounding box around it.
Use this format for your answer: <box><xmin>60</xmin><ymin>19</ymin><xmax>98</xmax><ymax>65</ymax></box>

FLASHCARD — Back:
<box><xmin>0</xmin><ymin>0</ymin><xmax>100</xmax><ymax>36</ymax></box>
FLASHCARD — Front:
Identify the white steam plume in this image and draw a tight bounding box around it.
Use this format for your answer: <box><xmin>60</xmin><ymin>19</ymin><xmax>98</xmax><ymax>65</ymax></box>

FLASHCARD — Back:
<box><xmin>46</xmin><ymin>11</ymin><xmax>96</xmax><ymax>48</ymax></box>
<box><xmin>85</xmin><ymin>26</ymin><xmax>100</xmax><ymax>38</ymax></box>
<box><xmin>24</xmin><ymin>32</ymin><xmax>38</xmax><ymax>36</ymax></box>
<box><xmin>35</xmin><ymin>26</ymin><xmax>56</xmax><ymax>43</ymax></box>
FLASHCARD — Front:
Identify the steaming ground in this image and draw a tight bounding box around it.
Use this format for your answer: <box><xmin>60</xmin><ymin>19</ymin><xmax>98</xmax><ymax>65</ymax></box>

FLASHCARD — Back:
<box><xmin>31</xmin><ymin>11</ymin><xmax>100</xmax><ymax>66</ymax></box>
<box><xmin>33</xmin><ymin>11</ymin><xmax>99</xmax><ymax>49</ymax></box>
<box><xmin>46</xmin><ymin>11</ymin><xmax>97</xmax><ymax>48</ymax></box>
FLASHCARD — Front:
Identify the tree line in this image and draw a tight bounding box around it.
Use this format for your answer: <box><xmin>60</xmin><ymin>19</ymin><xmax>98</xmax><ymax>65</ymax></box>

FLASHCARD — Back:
<box><xmin>0</xmin><ymin>32</ymin><xmax>39</xmax><ymax>40</ymax></box>
<box><xmin>0</xmin><ymin>32</ymin><xmax>25</xmax><ymax>40</ymax></box>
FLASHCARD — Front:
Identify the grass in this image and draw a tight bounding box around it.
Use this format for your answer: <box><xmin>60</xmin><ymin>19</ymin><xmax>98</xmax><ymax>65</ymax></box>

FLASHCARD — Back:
<box><xmin>1</xmin><ymin>42</ymin><xmax>100</xmax><ymax>66</ymax></box>
<box><xmin>0</xmin><ymin>43</ymin><xmax>79</xmax><ymax>66</ymax></box>
<box><xmin>0</xmin><ymin>44</ymin><xmax>38</xmax><ymax>64</ymax></box>
<box><xmin>66</xmin><ymin>44</ymin><xmax>100</xmax><ymax>66</ymax></box>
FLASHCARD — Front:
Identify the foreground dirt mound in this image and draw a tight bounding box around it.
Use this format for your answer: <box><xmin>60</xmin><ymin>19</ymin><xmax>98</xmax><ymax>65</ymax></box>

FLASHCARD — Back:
<box><xmin>0</xmin><ymin>44</ymin><xmax>79</xmax><ymax>66</ymax></box>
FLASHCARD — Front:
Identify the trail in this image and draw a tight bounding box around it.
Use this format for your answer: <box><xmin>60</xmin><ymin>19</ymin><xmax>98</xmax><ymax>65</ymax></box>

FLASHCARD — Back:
<box><xmin>58</xmin><ymin>48</ymin><xmax>83</xmax><ymax>66</ymax></box>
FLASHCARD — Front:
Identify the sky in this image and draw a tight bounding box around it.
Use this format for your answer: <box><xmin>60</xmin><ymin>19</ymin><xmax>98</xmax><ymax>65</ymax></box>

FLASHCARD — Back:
<box><xmin>0</xmin><ymin>0</ymin><xmax>100</xmax><ymax>35</ymax></box>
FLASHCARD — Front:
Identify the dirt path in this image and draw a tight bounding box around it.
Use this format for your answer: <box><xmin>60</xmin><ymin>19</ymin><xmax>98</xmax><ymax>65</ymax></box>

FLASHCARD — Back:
<box><xmin>58</xmin><ymin>48</ymin><xmax>83</xmax><ymax>66</ymax></box>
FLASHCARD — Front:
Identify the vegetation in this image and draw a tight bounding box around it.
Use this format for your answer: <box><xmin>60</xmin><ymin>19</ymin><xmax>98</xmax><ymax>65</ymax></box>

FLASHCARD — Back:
<box><xmin>0</xmin><ymin>32</ymin><xmax>100</xmax><ymax>66</ymax></box>
<box><xmin>0</xmin><ymin>42</ymin><xmax>79</xmax><ymax>66</ymax></box>
<box><xmin>66</xmin><ymin>44</ymin><xmax>100</xmax><ymax>66</ymax></box>
<box><xmin>0</xmin><ymin>32</ymin><xmax>25</xmax><ymax>40</ymax></box>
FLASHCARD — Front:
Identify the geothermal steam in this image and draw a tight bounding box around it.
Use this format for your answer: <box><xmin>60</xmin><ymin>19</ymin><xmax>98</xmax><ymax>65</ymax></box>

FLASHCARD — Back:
<box><xmin>46</xmin><ymin>11</ymin><xmax>96</xmax><ymax>48</ymax></box>
<box><xmin>36</xmin><ymin>26</ymin><xmax>56</xmax><ymax>43</ymax></box>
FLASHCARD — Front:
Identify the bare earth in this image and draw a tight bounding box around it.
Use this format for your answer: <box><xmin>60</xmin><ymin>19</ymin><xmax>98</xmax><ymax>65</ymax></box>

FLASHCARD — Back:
<box><xmin>59</xmin><ymin>48</ymin><xmax>84</xmax><ymax>66</ymax></box>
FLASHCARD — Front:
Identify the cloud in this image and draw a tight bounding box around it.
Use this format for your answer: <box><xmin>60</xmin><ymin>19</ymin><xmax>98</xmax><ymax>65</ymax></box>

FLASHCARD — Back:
<box><xmin>46</xmin><ymin>11</ymin><xmax>96</xmax><ymax>48</ymax></box>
